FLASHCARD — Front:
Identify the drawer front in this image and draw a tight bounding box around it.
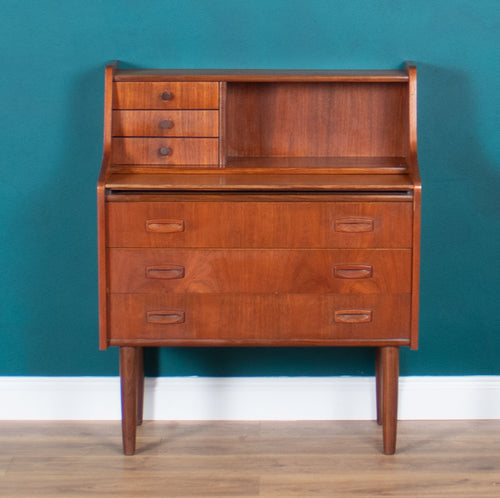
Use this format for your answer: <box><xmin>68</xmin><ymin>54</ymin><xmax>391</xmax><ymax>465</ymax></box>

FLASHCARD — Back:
<box><xmin>108</xmin><ymin>293</ymin><xmax>411</xmax><ymax>342</ymax></box>
<box><xmin>112</xmin><ymin>110</ymin><xmax>219</xmax><ymax>137</ymax></box>
<box><xmin>113</xmin><ymin>82</ymin><xmax>219</xmax><ymax>109</ymax></box>
<box><xmin>106</xmin><ymin>201</ymin><xmax>413</xmax><ymax>248</ymax></box>
<box><xmin>112</xmin><ymin>138</ymin><xmax>219</xmax><ymax>165</ymax></box>
<box><xmin>108</xmin><ymin>248</ymin><xmax>412</xmax><ymax>294</ymax></box>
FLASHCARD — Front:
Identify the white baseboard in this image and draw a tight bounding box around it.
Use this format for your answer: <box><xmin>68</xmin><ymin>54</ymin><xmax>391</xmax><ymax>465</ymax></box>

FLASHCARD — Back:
<box><xmin>1</xmin><ymin>376</ymin><xmax>499</xmax><ymax>421</ymax></box>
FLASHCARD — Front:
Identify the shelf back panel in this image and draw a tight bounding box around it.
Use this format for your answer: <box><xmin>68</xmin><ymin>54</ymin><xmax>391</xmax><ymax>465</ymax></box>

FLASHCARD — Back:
<box><xmin>226</xmin><ymin>82</ymin><xmax>409</xmax><ymax>158</ymax></box>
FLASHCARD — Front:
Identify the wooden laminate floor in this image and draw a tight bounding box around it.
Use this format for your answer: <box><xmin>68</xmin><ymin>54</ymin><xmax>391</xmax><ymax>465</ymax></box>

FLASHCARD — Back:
<box><xmin>0</xmin><ymin>421</ymin><xmax>499</xmax><ymax>497</ymax></box>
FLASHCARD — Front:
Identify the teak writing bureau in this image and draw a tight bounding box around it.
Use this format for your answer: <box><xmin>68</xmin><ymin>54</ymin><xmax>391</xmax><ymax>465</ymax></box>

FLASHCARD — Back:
<box><xmin>97</xmin><ymin>61</ymin><xmax>421</xmax><ymax>455</ymax></box>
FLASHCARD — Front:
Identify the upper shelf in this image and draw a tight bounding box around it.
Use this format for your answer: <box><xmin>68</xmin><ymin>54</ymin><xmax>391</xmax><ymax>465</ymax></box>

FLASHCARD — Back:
<box><xmin>113</xmin><ymin>69</ymin><xmax>409</xmax><ymax>83</ymax></box>
<box><xmin>225</xmin><ymin>156</ymin><xmax>408</xmax><ymax>173</ymax></box>
<box><xmin>100</xmin><ymin>62</ymin><xmax>420</xmax><ymax>190</ymax></box>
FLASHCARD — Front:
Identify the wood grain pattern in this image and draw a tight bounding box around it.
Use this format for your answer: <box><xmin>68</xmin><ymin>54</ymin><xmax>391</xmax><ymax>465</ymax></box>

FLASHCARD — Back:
<box><xmin>226</xmin><ymin>82</ymin><xmax>408</xmax><ymax>158</ymax></box>
<box><xmin>136</xmin><ymin>347</ymin><xmax>144</xmax><ymax>426</ymax></box>
<box><xmin>108</xmin><ymin>293</ymin><xmax>411</xmax><ymax>343</ymax></box>
<box><xmin>224</xmin><ymin>155</ymin><xmax>408</xmax><ymax>172</ymax></box>
<box><xmin>381</xmin><ymin>346</ymin><xmax>399</xmax><ymax>454</ymax></box>
<box><xmin>112</xmin><ymin>110</ymin><xmax>219</xmax><ymax>137</ymax></box>
<box><xmin>97</xmin><ymin>61</ymin><xmax>118</xmax><ymax>350</ymax></box>
<box><xmin>406</xmin><ymin>62</ymin><xmax>421</xmax><ymax>350</ymax></box>
<box><xmin>112</xmin><ymin>138</ymin><xmax>219</xmax><ymax>165</ymax></box>
<box><xmin>108</xmin><ymin>248</ymin><xmax>412</xmax><ymax>294</ymax></box>
<box><xmin>375</xmin><ymin>347</ymin><xmax>383</xmax><ymax>425</ymax></box>
<box><xmin>105</xmin><ymin>170</ymin><xmax>415</xmax><ymax>191</ymax></box>
<box><xmin>98</xmin><ymin>62</ymin><xmax>421</xmax><ymax>454</ymax></box>
<box><xmin>120</xmin><ymin>347</ymin><xmax>137</xmax><ymax>455</ymax></box>
<box><xmin>106</xmin><ymin>200</ymin><xmax>413</xmax><ymax>249</ymax></box>
<box><xmin>113</xmin><ymin>82</ymin><xmax>219</xmax><ymax>109</ymax></box>
<box><xmin>2</xmin><ymin>421</ymin><xmax>498</xmax><ymax>497</ymax></box>
<box><xmin>218</xmin><ymin>81</ymin><xmax>227</xmax><ymax>167</ymax></box>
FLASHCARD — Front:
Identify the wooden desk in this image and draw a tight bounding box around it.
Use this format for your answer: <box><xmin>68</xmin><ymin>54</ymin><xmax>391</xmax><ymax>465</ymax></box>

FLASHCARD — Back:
<box><xmin>97</xmin><ymin>62</ymin><xmax>421</xmax><ymax>455</ymax></box>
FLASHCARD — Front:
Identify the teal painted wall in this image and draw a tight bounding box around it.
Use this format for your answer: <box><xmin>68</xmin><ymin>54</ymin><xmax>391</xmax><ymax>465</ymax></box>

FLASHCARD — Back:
<box><xmin>1</xmin><ymin>0</ymin><xmax>499</xmax><ymax>376</ymax></box>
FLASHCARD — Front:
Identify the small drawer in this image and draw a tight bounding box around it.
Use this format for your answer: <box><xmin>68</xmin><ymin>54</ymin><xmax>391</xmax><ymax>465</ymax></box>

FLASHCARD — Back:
<box><xmin>106</xmin><ymin>200</ymin><xmax>413</xmax><ymax>248</ymax></box>
<box><xmin>113</xmin><ymin>82</ymin><xmax>219</xmax><ymax>109</ymax></box>
<box><xmin>112</xmin><ymin>110</ymin><xmax>219</xmax><ymax>137</ymax></box>
<box><xmin>108</xmin><ymin>293</ymin><xmax>411</xmax><ymax>343</ymax></box>
<box><xmin>108</xmin><ymin>248</ymin><xmax>412</xmax><ymax>294</ymax></box>
<box><xmin>112</xmin><ymin>138</ymin><xmax>218</xmax><ymax>165</ymax></box>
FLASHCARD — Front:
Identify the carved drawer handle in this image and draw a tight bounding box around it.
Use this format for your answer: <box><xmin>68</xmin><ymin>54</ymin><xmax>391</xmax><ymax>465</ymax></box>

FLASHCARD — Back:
<box><xmin>334</xmin><ymin>264</ymin><xmax>373</xmax><ymax>279</ymax></box>
<box><xmin>147</xmin><ymin>311</ymin><xmax>185</xmax><ymax>325</ymax></box>
<box><xmin>146</xmin><ymin>265</ymin><xmax>185</xmax><ymax>280</ymax></box>
<box><xmin>334</xmin><ymin>310</ymin><xmax>373</xmax><ymax>324</ymax></box>
<box><xmin>145</xmin><ymin>219</ymin><xmax>185</xmax><ymax>233</ymax></box>
<box><xmin>335</xmin><ymin>217</ymin><xmax>374</xmax><ymax>233</ymax></box>
<box><xmin>161</xmin><ymin>91</ymin><xmax>173</xmax><ymax>101</ymax></box>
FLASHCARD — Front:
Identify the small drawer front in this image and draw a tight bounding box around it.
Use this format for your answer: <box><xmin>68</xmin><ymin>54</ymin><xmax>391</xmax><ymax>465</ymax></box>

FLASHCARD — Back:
<box><xmin>112</xmin><ymin>138</ymin><xmax>219</xmax><ymax>165</ymax></box>
<box><xmin>108</xmin><ymin>293</ymin><xmax>411</xmax><ymax>342</ymax></box>
<box><xmin>106</xmin><ymin>201</ymin><xmax>413</xmax><ymax>248</ymax></box>
<box><xmin>113</xmin><ymin>82</ymin><xmax>219</xmax><ymax>109</ymax></box>
<box><xmin>108</xmin><ymin>248</ymin><xmax>412</xmax><ymax>294</ymax></box>
<box><xmin>112</xmin><ymin>110</ymin><xmax>219</xmax><ymax>137</ymax></box>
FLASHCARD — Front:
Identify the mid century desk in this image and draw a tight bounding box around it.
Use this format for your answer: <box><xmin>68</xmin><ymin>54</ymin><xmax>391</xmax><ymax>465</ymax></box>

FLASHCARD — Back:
<box><xmin>97</xmin><ymin>61</ymin><xmax>421</xmax><ymax>455</ymax></box>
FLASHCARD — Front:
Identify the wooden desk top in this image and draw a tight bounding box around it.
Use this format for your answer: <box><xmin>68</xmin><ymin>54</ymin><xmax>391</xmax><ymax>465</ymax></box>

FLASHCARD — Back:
<box><xmin>104</xmin><ymin>157</ymin><xmax>415</xmax><ymax>193</ymax></box>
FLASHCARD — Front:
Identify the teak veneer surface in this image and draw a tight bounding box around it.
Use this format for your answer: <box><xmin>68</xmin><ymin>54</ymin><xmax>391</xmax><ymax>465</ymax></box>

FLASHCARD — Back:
<box><xmin>109</xmin><ymin>248</ymin><xmax>412</xmax><ymax>294</ymax></box>
<box><xmin>106</xmin><ymin>199</ymin><xmax>413</xmax><ymax>248</ymax></box>
<box><xmin>112</xmin><ymin>110</ymin><xmax>219</xmax><ymax>137</ymax></box>
<box><xmin>112</xmin><ymin>138</ymin><xmax>219</xmax><ymax>165</ymax></box>
<box><xmin>105</xmin><ymin>172</ymin><xmax>414</xmax><ymax>191</ymax></box>
<box><xmin>108</xmin><ymin>293</ymin><xmax>411</xmax><ymax>344</ymax></box>
<box><xmin>113</xmin><ymin>82</ymin><xmax>219</xmax><ymax>109</ymax></box>
<box><xmin>225</xmin><ymin>83</ymin><xmax>409</xmax><ymax>158</ymax></box>
<box><xmin>98</xmin><ymin>62</ymin><xmax>421</xmax><ymax>455</ymax></box>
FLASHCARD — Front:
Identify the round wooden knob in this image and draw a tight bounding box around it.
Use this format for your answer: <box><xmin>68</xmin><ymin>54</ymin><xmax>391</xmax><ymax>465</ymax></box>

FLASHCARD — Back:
<box><xmin>159</xmin><ymin>120</ymin><xmax>174</xmax><ymax>129</ymax></box>
<box><xmin>159</xmin><ymin>146</ymin><xmax>172</xmax><ymax>156</ymax></box>
<box><xmin>161</xmin><ymin>91</ymin><xmax>173</xmax><ymax>101</ymax></box>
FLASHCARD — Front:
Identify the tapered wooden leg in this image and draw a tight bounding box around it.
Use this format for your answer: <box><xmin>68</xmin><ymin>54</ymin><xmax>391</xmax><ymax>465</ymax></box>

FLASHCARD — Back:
<box><xmin>381</xmin><ymin>346</ymin><xmax>399</xmax><ymax>455</ymax></box>
<box><xmin>120</xmin><ymin>347</ymin><xmax>138</xmax><ymax>455</ymax></box>
<box><xmin>375</xmin><ymin>348</ymin><xmax>383</xmax><ymax>426</ymax></box>
<box><xmin>136</xmin><ymin>347</ymin><xmax>144</xmax><ymax>426</ymax></box>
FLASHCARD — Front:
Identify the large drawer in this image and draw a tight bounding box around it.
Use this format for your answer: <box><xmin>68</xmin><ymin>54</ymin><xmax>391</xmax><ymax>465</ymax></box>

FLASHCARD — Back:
<box><xmin>108</xmin><ymin>293</ymin><xmax>411</xmax><ymax>342</ymax></box>
<box><xmin>112</xmin><ymin>110</ymin><xmax>219</xmax><ymax>137</ymax></box>
<box><xmin>112</xmin><ymin>138</ymin><xmax>219</xmax><ymax>165</ymax></box>
<box><xmin>108</xmin><ymin>248</ymin><xmax>412</xmax><ymax>294</ymax></box>
<box><xmin>112</xmin><ymin>82</ymin><xmax>219</xmax><ymax>109</ymax></box>
<box><xmin>106</xmin><ymin>200</ymin><xmax>413</xmax><ymax>248</ymax></box>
